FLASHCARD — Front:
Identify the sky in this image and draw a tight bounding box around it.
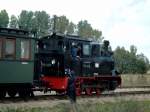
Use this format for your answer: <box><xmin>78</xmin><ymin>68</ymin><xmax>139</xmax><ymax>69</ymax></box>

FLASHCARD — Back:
<box><xmin>0</xmin><ymin>0</ymin><xmax>150</xmax><ymax>59</ymax></box>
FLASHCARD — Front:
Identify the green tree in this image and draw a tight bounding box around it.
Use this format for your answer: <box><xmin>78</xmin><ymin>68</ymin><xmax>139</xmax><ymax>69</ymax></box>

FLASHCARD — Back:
<box><xmin>77</xmin><ymin>20</ymin><xmax>102</xmax><ymax>40</ymax></box>
<box><xmin>8</xmin><ymin>11</ymin><xmax>103</xmax><ymax>40</ymax></box>
<box><xmin>9</xmin><ymin>15</ymin><xmax>18</xmax><ymax>28</ymax></box>
<box><xmin>54</xmin><ymin>15</ymin><xmax>69</xmax><ymax>33</ymax></box>
<box><xmin>114</xmin><ymin>46</ymin><xmax>129</xmax><ymax>73</ymax></box>
<box><xmin>130</xmin><ymin>45</ymin><xmax>137</xmax><ymax>55</ymax></box>
<box><xmin>32</xmin><ymin>11</ymin><xmax>50</xmax><ymax>37</ymax></box>
<box><xmin>77</xmin><ymin>20</ymin><xmax>93</xmax><ymax>38</ymax></box>
<box><xmin>18</xmin><ymin>10</ymin><xmax>34</xmax><ymax>30</ymax></box>
<box><xmin>0</xmin><ymin>10</ymin><xmax>9</xmax><ymax>27</ymax></box>
<box><xmin>92</xmin><ymin>29</ymin><xmax>102</xmax><ymax>41</ymax></box>
<box><xmin>18</xmin><ymin>10</ymin><xmax>50</xmax><ymax>37</ymax></box>
<box><xmin>136</xmin><ymin>53</ymin><xmax>149</xmax><ymax>74</ymax></box>
<box><xmin>114</xmin><ymin>45</ymin><xmax>149</xmax><ymax>74</ymax></box>
<box><xmin>67</xmin><ymin>22</ymin><xmax>75</xmax><ymax>34</ymax></box>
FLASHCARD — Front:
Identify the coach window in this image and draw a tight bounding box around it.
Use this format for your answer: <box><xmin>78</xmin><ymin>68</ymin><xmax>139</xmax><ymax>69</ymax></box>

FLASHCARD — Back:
<box><xmin>21</xmin><ymin>39</ymin><xmax>30</xmax><ymax>60</ymax></box>
<box><xmin>5</xmin><ymin>39</ymin><xmax>16</xmax><ymax>59</ymax></box>
<box><xmin>0</xmin><ymin>39</ymin><xmax>2</xmax><ymax>58</ymax></box>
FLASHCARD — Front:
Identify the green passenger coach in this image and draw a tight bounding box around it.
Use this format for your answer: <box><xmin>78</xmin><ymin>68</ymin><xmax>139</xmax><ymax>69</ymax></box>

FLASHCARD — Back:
<box><xmin>0</xmin><ymin>28</ymin><xmax>36</xmax><ymax>98</ymax></box>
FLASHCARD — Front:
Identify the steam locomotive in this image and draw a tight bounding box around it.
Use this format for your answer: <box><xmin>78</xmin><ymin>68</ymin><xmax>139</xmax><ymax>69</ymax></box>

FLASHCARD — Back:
<box><xmin>0</xmin><ymin>27</ymin><xmax>121</xmax><ymax>98</ymax></box>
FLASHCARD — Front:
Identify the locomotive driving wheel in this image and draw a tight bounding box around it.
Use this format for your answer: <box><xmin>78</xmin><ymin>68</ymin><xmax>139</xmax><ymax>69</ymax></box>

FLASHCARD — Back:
<box><xmin>7</xmin><ymin>89</ymin><xmax>17</xmax><ymax>98</ymax></box>
<box><xmin>85</xmin><ymin>88</ymin><xmax>92</xmax><ymax>96</ymax></box>
<box><xmin>18</xmin><ymin>88</ymin><xmax>30</xmax><ymax>98</ymax></box>
<box><xmin>0</xmin><ymin>90</ymin><xmax>6</xmax><ymax>99</ymax></box>
<box><xmin>95</xmin><ymin>88</ymin><xmax>101</xmax><ymax>96</ymax></box>
<box><xmin>76</xmin><ymin>88</ymin><xmax>81</xmax><ymax>96</ymax></box>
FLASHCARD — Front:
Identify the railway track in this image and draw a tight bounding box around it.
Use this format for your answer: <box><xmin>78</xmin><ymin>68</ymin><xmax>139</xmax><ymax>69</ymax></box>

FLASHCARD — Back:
<box><xmin>120</xmin><ymin>85</ymin><xmax>150</xmax><ymax>88</ymax></box>
<box><xmin>0</xmin><ymin>87</ymin><xmax>150</xmax><ymax>103</ymax></box>
<box><xmin>102</xmin><ymin>90</ymin><xmax>150</xmax><ymax>96</ymax></box>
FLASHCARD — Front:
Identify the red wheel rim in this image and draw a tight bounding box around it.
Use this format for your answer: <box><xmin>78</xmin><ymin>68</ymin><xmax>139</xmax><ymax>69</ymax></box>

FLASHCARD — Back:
<box><xmin>85</xmin><ymin>88</ymin><xmax>92</xmax><ymax>96</ymax></box>
<box><xmin>96</xmin><ymin>88</ymin><xmax>101</xmax><ymax>96</ymax></box>
<box><xmin>76</xmin><ymin>88</ymin><xmax>81</xmax><ymax>96</ymax></box>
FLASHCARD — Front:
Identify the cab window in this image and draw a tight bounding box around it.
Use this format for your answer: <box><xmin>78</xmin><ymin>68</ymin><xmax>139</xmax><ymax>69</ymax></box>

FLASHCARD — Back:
<box><xmin>92</xmin><ymin>45</ymin><xmax>100</xmax><ymax>57</ymax></box>
<box><xmin>83</xmin><ymin>44</ymin><xmax>90</xmax><ymax>56</ymax></box>
<box><xmin>5</xmin><ymin>39</ymin><xmax>15</xmax><ymax>59</ymax></box>
<box><xmin>21</xmin><ymin>39</ymin><xmax>30</xmax><ymax>60</ymax></box>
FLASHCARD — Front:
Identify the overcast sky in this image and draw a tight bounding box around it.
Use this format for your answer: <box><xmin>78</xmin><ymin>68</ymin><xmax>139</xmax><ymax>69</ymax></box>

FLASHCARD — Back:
<box><xmin>0</xmin><ymin>0</ymin><xmax>150</xmax><ymax>59</ymax></box>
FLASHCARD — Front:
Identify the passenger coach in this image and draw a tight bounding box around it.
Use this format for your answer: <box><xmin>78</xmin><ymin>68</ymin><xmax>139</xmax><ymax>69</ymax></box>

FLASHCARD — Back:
<box><xmin>0</xmin><ymin>28</ymin><xmax>36</xmax><ymax>98</ymax></box>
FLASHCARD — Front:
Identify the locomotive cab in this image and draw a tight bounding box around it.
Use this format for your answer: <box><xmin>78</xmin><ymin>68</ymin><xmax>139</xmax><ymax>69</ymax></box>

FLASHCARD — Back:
<box><xmin>91</xmin><ymin>41</ymin><xmax>115</xmax><ymax>75</ymax></box>
<box><xmin>91</xmin><ymin>41</ymin><xmax>121</xmax><ymax>89</ymax></box>
<box><xmin>75</xmin><ymin>40</ymin><xmax>121</xmax><ymax>95</ymax></box>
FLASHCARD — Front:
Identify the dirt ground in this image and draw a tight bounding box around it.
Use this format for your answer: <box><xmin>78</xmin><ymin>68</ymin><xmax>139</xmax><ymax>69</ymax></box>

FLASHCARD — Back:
<box><xmin>0</xmin><ymin>94</ymin><xmax>150</xmax><ymax>108</ymax></box>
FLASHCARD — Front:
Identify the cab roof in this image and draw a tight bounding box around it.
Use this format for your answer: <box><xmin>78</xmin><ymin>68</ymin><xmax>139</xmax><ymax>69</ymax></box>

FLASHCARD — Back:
<box><xmin>42</xmin><ymin>33</ymin><xmax>91</xmax><ymax>42</ymax></box>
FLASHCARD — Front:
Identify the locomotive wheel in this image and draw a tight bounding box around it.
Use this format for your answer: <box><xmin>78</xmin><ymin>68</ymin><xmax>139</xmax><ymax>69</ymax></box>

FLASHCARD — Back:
<box><xmin>76</xmin><ymin>88</ymin><xmax>81</xmax><ymax>96</ymax></box>
<box><xmin>19</xmin><ymin>88</ymin><xmax>30</xmax><ymax>98</ymax></box>
<box><xmin>7</xmin><ymin>89</ymin><xmax>17</xmax><ymax>98</ymax></box>
<box><xmin>109</xmin><ymin>81</ymin><xmax>117</xmax><ymax>90</ymax></box>
<box><xmin>95</xmin><ymin>88</ymin><xmax>101</xmax><ymax>96</ymax></box>
<box><xmin>85</xmin><ymin>88</ymin><xmax>92</xmax><ymax>96</ymax></box>
<box><xmin>18</xmin><ymin>89</ymin><xmax>25</xmax><ymax>98</ymax></box>
<box><xmin>0</xmin><ymin>90</ymin><xmax>6</xmax><ymax>99</ymax></box>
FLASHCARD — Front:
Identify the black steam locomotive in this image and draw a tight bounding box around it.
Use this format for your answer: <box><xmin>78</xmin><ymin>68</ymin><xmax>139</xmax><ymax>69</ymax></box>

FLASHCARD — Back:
<box><xmin>35</xmin><ymin>33</ymin><xmax>121</xmax><ymax>96</ymax></box>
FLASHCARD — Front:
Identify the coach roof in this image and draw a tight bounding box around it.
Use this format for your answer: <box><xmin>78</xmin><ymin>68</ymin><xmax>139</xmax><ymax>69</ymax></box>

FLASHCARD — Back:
<box><xmin>0</xmin><ymin>27</ymin><xmax>35</xmax><ymax>39</ymax></box>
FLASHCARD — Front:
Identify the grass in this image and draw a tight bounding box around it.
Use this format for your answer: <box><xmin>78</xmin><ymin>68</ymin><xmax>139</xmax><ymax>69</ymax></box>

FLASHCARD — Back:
<box><xmin>0</xmin><ymin>100</ymin><xmax>150</xmax><ymax>112</ymax></box>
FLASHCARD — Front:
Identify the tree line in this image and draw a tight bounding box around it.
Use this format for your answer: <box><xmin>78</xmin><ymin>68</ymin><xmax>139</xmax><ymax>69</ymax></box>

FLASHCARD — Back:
<box><xmin>0</xmin><ymin>9</ymin><xmax>149</xmax><ymax>74</ymax></box>
<box><xmin>114</xmin><ymin>45</ymin><xmax>150</xmax><ymax>74</ymax></box>
<box><xmin>0</xmin><ymin>9</ymin><xmax>102</xmax><ymax>40</ymax></box>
